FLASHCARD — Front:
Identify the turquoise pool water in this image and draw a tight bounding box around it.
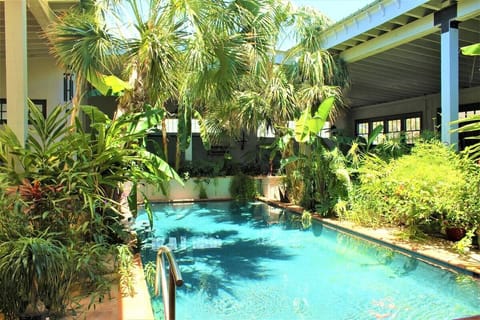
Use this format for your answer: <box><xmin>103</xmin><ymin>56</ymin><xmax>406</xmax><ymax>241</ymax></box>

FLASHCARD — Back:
<box><xmin>135</xmin><ymin>201</ymin><xmax>480</xmax><ymax>320</ymax></box>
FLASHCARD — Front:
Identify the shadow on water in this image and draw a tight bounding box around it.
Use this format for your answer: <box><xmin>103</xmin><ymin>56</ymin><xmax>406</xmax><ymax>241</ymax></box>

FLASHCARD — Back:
<box><xmin>140</xmin><ymin>223</ymin><xmax>294</xmax><ymax>299</ymax></box>
<box><xmin>180</xmin><ymin>236</ymin><xmax>294</xmax><ymax>299</ymax></box>
<box><xmin>140</xmin><ymin>202</ymin><xmax>303</xmax><ymax>300</ymax></box>
<box><xmin>194</xmin><ymin>202</ymin><xmax>272</xmax><ymax>229</ymax></box>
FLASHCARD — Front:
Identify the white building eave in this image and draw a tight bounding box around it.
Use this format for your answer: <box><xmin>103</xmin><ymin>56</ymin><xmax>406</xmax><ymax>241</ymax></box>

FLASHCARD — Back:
<box><xmin>338</xmin><ymin>0</ymin><xmax>480</xmax><ymax>63</ymax></box>
<box><xmin>320</xmin><ymin>0</ymin><xmax>431</xmax><ymax>51</ymax></box>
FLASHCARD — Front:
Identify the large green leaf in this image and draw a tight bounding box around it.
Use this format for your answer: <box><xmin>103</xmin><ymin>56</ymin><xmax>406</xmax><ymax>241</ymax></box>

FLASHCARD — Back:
<box><xmin>88</xmin><ymin>74</ymin><xmax>132</xmax><ymax>96</ymax></box>
<box><xmin>461</xmin><ymin>43</ymin><xmax>480</xmax><ymax>56</ymax></box>
<box><xmin>80</xmin><ymin>105</ymin><xmax>111</xmax><ymax>124</ymax></box>
<box><xmin>309</xmin><ymin>96</ymin><xmax>335</xmax><ymax>134</ymax></box>
<box><xmin>294</xmin><ymin>97</ymin><xmax>335</xmax><ymax>143</ymax></box>
<box><xmin>294</xmin><ymin>106</ymin><xmax>311</xmax><ymax>143</ymax></box>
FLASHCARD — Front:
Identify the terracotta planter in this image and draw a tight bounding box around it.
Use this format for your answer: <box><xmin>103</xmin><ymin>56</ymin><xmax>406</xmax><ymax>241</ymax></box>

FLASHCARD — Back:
<box><xmin>445</xmin><ymin>227</ymin><xmax>466</xmax><ymax>242</ymax></box>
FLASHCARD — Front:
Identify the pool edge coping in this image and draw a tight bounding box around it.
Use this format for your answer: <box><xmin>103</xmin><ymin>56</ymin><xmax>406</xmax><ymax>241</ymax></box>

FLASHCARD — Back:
<box><xmin>259</xmin><ymin>197</ymin><xmax>480</xmax><ymax>279</ymax></box>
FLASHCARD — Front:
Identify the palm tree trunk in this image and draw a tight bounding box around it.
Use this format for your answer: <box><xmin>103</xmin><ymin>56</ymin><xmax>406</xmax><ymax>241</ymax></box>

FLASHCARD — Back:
<box><xmin>162</xmin><ymin>118</ymin><xmax>168</xmax><ymax>162</ymax></box>
<box><xmin>69</xmin><ymin>75</ymin><xmax>84</xmax><ymax>127</ymax></box>
<box><xmin>175</xmin><ymin>136</ymin><xmax>182</xmax><ymax>171</ymax></box>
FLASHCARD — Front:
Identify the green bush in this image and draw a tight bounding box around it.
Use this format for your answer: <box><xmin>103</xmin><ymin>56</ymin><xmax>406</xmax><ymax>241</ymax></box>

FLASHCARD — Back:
<box><xmin>229</xmin><ymin>173</ymin><xmax>257</xmax><ymax>201</ymax></box>
<box><xmin>345</xmin><ymin>140</ymin><xmax>480</xmax><ymax>238</ymax></box>
<box><xmin>0</xmin><ymin>102</ymin><xmax>180</xmax><ymax>318</ymax></box>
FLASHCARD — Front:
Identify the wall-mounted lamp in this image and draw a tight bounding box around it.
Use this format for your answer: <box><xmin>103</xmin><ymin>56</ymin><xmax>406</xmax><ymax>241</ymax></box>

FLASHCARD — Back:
<box><xmin>63</xmin><ymin>71</ymin><xmax>74</xmax><ymax>102</ymax></box>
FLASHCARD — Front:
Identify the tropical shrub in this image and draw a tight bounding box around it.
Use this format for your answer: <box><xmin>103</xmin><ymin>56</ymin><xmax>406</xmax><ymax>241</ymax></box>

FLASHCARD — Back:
<box><xmin>0</xmin><ymin>102</ymin><xmax>180</xmax><ymax>318</ymax></box>
<box><xmin>281</xmin><ymin>98</ymin><xmax>351</xmax><ymax>215</ymax></box>
<box><xmin>229</xmin><ymin>173</ymin><xmax>257</xmax><ymax>202</ymax></box>
<box><xmin>345</xmin><ymin>140</ymin><xmax>480</xmax><ymax>238</ymax></box>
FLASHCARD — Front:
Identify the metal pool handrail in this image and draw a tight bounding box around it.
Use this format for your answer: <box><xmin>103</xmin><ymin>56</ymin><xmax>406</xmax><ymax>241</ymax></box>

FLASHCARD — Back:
<box><xmin>154</xmin><ymin>245</ymin><xmax>184</xmax><ymax>320</ymax></box>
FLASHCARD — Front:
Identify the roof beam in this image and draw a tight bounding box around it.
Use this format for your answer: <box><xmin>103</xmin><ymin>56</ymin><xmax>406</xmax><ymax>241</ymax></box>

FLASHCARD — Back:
<box><xmin>341</xmin><ymin>13</ymin><xmax>436</xmax><ymax>63</ymax></box>
<box><xmin>27</xmin><ymin>0</ymin><xmax>56</xmax><ymax>32</ymax></box>
<box><xmin>339</xmin><ymin>0</ymin><xmax>480</xmax><ymax>63</ymax></box>
<box><xmin>320</xmin><ymin>0</ymin><xmax>431</xmax><ymax>50</ymax></box>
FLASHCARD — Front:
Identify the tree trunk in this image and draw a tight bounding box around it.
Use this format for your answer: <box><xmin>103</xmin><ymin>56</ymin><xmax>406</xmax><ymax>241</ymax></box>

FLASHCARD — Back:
<box><xmin>162</xmin><ymin>118</ymin><xmax>168</xmax><ymax>162</ymax></box>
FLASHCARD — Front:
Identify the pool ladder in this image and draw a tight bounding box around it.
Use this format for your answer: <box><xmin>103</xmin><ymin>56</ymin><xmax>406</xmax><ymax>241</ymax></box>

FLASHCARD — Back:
<box><xmin>154</xmin><ymin>246</ymin><xmax>184</xmax><ymax>320</ymax></box>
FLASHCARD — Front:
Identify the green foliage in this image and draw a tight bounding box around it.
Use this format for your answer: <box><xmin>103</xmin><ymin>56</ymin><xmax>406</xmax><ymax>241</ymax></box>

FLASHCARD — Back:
<box><xmin>0</xmin><ymin>234</ymin><xmax>71</xmax><ymax>318</ymax></box>
<box><xmin>294</xmin><ymin>97</ymin><xmax>335</xmax><ymax>143</ymax></box>
<box><xmin>116</xmin><ymin>245</ymin><xmax>136</xmax><ymax>297</ymax></box>
<box><xmin>0</xmin><ymin>102</ymin><xmax>180</xmax><ymax>318</ymax></box>
<box><xmin>281</xmin><ymin>98</ymin><xmax>351</xmax><ymax>215</ymax></box>
<box><xmin>194</xmin><ymin>178</ymin><xmax>209</xmax><ymax>199</ymax></box>
<box><xmin>229</xmin><ymin>174</ymin><xmax>257</xmax><ymax>202</ymax></box>
<box><xmin>461</xmin><ymin>43</ymin><xmax>480</xmax><ymax>56</ymax></box>
<box><xmin>452</xmin><ymin>114</ymin><xmax>480</xmax><ymax>159</ymax></box>
<box><xmin>346</xmin><ymin>141</ymin><xmax>480</xmax><ymax>240</ymax></box>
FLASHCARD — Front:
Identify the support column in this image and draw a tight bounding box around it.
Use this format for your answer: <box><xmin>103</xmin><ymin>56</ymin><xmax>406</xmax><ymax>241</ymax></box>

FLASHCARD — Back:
<box><xmin>440</xmin><ymin>21</ymin><xmax>459</xmax><ymax>148</ymax></box>
<box><xmin>5</xmin><ymin>0</ymin><xmax>28</xmax><ymax>145</ymax></box>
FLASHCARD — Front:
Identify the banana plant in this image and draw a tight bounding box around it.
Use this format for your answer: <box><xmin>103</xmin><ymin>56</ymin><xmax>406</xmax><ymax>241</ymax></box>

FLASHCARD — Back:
<box><xmin>451</xmin><ymin>43</ymin><xmax>480</xmax><ymax>159</ymax></box>
<box><xmin>461</xmin><ymin>43</ymin><xmax>480</xmax><ymax>56</ymax></box>
<box><xmin>280</xmin><ymin>97</ymin><xmax>351</xmax><ymax>214</ymax></box>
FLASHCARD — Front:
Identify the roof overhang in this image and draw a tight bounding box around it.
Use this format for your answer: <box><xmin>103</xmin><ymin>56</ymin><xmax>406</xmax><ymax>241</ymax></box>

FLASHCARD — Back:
<box><xmin>319</xmin><ymin>0</ymin><xmax>480</xmax><ymax>108</ymax></box>
<box><xmin>0</xmin><ymin>0</ymin><xmax>78</xmax><ymax>59</ymax></box>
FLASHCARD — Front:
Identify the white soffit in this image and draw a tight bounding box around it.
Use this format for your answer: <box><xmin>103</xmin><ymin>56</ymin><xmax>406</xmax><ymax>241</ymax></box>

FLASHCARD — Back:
<box><xmin>320</xmin><ymin>0</ymin><xmax>480</xmax><ymax>63</ymax></box>
<box><xmin>342</xmin><ymin>0</ymin><xmax>480</xmax><ymax>63</ymax></box>
<box><xmin>320</xmin><ymin>0</ymin><xmax>431</xmax><ymax>50</ymax></box>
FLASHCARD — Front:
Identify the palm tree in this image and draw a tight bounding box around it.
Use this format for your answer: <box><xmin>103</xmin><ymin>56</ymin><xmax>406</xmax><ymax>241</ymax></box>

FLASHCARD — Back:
<box><xmin>202</xmin><ymin>3</ymin><xmax>349</xmax><ymax>145</ymax></box>
<box><xmin>172</xmin><ymin>0</ymin><xmax>288</xmax><ymax>169</ymax></box>
<box><xmin>48</xmin><ymin>0</ymin><xmax>285</xmax><ymax>168</ymax></box>
<box><xmin>47</xmin><ymin>1</ymin><xmax>120</xmax><ymax>125</ymax></box>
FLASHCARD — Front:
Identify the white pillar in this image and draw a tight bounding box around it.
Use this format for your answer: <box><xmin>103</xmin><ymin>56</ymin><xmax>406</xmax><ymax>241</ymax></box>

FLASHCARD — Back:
<box><xmin>440</xmin><ymin>22</ymin><xmax>459</xmax><ymax>148</ymax></box>
<box><xmin>5</xmin><ymin>0</ymin><xmax>28</xmax><ymax>145</ymax></box>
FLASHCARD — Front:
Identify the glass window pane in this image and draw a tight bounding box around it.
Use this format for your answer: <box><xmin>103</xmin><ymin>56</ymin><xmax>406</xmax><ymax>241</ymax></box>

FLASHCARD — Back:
<box><xmin>405</xmin><ymin>116</ymin><xmax>421</xmax><ymax>144</ymax></box>
<box><xmin>357</xmin><ymin>122</ymin><xmax>369</xmax><ymax>140</ymax></box>
<box><xmin>386</xmin><ymin>119</ymin><xmax>401</xmax><ymax>140</ymax></box>
<box><xmin>372</xmin><ymin>121</ymin><xmax>384</xmax><ymax>144</ymax></box>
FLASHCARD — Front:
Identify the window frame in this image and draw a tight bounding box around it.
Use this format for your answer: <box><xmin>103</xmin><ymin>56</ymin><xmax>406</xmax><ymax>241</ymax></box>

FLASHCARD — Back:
<box><xmin>0</xmin><ymin>99</ymin><xmax>47</xmax><ymax>124</ymax></box>
<box><xmin>355</xmin><ymin>112</ymin><xmax>422</xmax><ymax>145</ymax></box>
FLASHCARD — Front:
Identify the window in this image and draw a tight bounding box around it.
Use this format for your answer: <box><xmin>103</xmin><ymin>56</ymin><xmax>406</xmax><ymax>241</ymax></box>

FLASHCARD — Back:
<box><xmin>405</xmin><ymin>116</ymin><xmax>421</xmax><ymax>144</ymax></box>
<box><xmin>0</xmin><ymin>99</ymin><xmax>47</xmax><ymax>124</ymax></box>
<box><xmin>386</xmin><ymin>119</ymin><xmax>401</xmax><ymax>140</ymax></box>
<box><xmin>0</xmin><ymin>100</ymin><xmax>6</xmax><ymax>124</ymax></box>
<box><xmin>355</xmin><ymin>112</ymin><xmax>422</xmax><ymax>145</ymax></box>
<box><xmin>357</xmin><ymin>121</ymin><xmax>369</xmax><ymax>140</ymax></box>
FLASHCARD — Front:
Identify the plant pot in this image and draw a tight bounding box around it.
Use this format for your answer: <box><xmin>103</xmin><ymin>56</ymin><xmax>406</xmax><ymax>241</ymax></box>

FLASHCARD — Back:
<box><xmin>445</xmin><ymin>227</ymin><xmax>466</xmax><ymax>242</ymax></box>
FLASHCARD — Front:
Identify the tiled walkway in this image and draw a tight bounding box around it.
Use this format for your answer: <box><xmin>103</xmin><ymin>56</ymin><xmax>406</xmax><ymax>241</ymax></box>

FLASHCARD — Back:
<box><xmin>63</xmin><ymin>256</ymin><xmax>154</xmax><ymax>320</ymax></box>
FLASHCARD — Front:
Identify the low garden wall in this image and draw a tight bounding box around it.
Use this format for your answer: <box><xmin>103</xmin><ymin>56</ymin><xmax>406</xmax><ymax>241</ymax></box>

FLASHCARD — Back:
<box><xmin>137</xmin><ymin>176</ymin><xmax>284</xmax><ymax>202</ymax></box>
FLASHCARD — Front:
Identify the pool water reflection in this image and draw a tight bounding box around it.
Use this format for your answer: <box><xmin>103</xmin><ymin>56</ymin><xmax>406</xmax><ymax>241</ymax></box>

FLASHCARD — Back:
<box><xmin>135</xmin><ymin>201</ymin><xmax>480</xmax><ymax>320</ymax></box>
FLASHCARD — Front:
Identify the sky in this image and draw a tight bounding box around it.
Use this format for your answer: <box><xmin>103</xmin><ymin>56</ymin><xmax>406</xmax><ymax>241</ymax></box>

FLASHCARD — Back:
<box><xmin>291</xmin><ymin>0</ymin><xmax>373</xmax><ymax>22</ymax></box>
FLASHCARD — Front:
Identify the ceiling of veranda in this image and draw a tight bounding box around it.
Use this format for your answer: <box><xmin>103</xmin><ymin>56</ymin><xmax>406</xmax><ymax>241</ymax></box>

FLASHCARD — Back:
<box><xmin>0</xmin><ymin>0</ymin><xmax>78</xmax><ymax>59</ymax></box>
<box><xmin>329</xmin><ymin>1</ymin><xmax>480</xmax><ymax>108</ymax></box>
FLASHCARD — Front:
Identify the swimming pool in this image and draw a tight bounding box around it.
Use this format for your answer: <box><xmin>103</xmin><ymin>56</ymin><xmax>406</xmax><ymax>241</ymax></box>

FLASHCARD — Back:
<box><xmin>135</xmin><ymin>201</ymin><xmax>480</xmax><ymax>320</ymax></box>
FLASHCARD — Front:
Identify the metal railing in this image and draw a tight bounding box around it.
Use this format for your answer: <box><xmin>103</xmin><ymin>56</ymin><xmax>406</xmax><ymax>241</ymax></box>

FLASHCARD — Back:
<box><xmin>154</xmin><ymin>246</ymin><xmax>184</xmax><ymax>320</ymax></box>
